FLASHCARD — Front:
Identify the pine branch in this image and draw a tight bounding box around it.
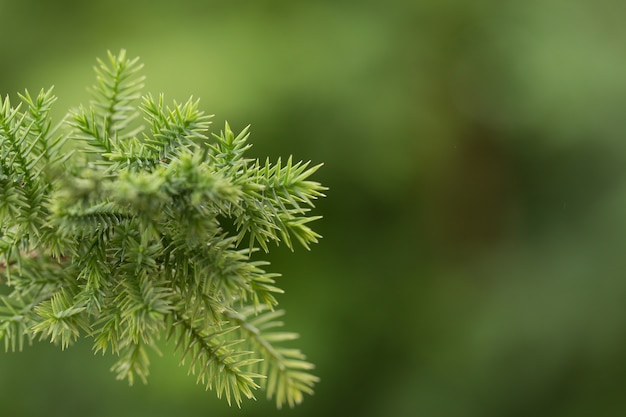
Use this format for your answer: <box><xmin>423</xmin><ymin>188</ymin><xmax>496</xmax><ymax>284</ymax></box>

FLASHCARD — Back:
<box><xmin>225</xmin><ymin>307</ymin><xmax>320</xmax><ymax>409</ymax></box>
<box><xmin>168</xmin><ymin>310</ymin><xmax>263</xmax><ymax>407</ymax></box>
<box><xmin>0</xmin><ymin>294</ymin><xmax>34</xmax><ymax>352</ymax></box>
<box><xmin>141</xmin><ymin>94</ymin><xmax>212</xmax><ymax>163</ymax></box>
<box><xmin>110</xmin><ymin>340</ymin><xmax>151</xmax><ymax>385</ymax></box>
<box><xmin>209</xmin><ymin>125</ymin><xmax>327</xmax><ymax>252</ymax></box>
<box><xmin>0</xmin><ymin>93</ymin><xmax>54</xmax><ymax>245</ymax></box>
<box><xmin>91</xmin><ymin>49</ymin><xmax>145</xmax><ymax>140</ymax></box>
<box><xmin>31</xmin><ymin>289</ymin><xmax>89</xmax><ymax>349</ymax></box>
<box><xmin>0</xmin><ymin>49</ymin><xmax>325</xmax><ymax>409</ymax></box>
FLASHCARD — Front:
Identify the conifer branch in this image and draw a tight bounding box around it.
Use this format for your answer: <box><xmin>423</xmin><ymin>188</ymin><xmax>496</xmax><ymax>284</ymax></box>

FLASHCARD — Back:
<box><xmin>224</xmin><ymin>307</ymin><xmax>320</xmax><ymax>408</ymax></box>
<box><xmin>0</xmin><ymin>50</ymin><xmax>325</xmax><ymax>408</ymax></box>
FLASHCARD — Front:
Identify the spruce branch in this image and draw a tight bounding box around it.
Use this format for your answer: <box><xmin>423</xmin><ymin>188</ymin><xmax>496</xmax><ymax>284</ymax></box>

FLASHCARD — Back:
<box><xmin>0</xmin><ymin>50</ymin><xmax>326</xmax><ymax>408</ymax></box>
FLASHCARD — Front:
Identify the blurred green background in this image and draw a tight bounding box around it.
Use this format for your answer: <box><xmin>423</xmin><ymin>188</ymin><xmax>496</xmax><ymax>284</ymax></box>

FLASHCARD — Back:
<box><xmin>3</xmin><ymin>0</ymin><xmax>626</xmax><ymax>415</ymax></box>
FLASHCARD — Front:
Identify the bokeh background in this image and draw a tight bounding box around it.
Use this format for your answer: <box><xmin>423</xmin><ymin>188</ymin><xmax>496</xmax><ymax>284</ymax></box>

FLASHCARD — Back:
<box><xmin>3</xmin><ymin>0</ymin><xmax>626</xmax><ymax>416</ymax></box>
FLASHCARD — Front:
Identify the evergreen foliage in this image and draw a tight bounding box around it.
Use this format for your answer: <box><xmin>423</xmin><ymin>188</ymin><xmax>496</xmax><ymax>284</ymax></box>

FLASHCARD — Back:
<box><xmin>0</xmin><ymin>50</ymin><xmax>325</xmax><ymax>408</ymax></box>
